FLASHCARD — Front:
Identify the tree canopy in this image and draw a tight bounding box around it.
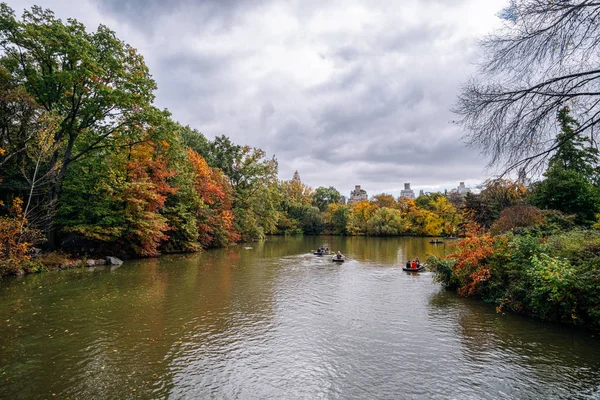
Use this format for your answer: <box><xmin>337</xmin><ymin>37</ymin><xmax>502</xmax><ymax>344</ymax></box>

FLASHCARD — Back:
<box><xmin>455</xmin><ymin>0</ymin><xmax>600</xmax><ymax>173</ymax></box>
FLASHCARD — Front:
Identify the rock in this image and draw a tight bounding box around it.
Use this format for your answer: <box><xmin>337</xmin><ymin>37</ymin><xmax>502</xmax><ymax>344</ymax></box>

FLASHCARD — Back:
<box><xmin>94</xmin><ymin>259</ymin><xmax>106</xmax><ymax>266</ymax></box>
<box><xmin>86</xmin><ymin>259</ymin><xmax>96</xmax><ymax>267</ymax></box>
<box><xmin>105</xmin><ymin>256</ymin><xmax>123</xmax><ymax>266</ymax></box>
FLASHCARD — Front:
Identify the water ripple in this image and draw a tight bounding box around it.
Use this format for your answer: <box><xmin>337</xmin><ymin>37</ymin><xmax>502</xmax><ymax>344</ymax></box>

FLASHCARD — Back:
<box><xmin>1</xmin><ymin>238</ymin><xmax>599</xmax><ymax>399</ymax></box>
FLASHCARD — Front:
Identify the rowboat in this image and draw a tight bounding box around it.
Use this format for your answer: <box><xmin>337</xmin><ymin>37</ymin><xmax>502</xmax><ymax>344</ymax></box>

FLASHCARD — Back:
<box><xmin>403</xmin><ymin>264</ymin><xmax>426</xmax><ymax>272</ymax></box>
<box><xmin>332</xmin><ymin>256</ymin><xmax>345</xmax><ymax>262</ymax></box>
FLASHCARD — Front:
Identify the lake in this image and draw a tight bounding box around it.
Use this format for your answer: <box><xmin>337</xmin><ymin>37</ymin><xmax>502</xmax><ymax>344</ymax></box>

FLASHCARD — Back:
<box><xmin>1</xmin><ymin>236</ymin><xmax>599</xmax><ymax>399</ymax></box>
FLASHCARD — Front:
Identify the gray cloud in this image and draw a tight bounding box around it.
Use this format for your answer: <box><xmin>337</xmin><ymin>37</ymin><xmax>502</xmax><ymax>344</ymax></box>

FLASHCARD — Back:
<box><xmin>11</xmin><ymin>0</ymin><xmax>509</xmax><ymax>196</ymax></box>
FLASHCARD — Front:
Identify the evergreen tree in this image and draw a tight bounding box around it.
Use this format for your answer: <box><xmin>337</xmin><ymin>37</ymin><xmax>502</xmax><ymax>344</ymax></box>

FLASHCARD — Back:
<box><xmin>530</xmin><ymin>107</ymin><xmax>600</xmax><ymax>226</ymax></box>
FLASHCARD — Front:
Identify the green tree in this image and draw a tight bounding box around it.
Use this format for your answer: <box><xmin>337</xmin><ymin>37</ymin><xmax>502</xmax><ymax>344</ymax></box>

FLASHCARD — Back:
<box><xmin>300</xmin><ymin>206</ymin><xmax>324</xmax><ymax>235</ymax></box>
<box><xmin>0</xmin><ymin>4</ymin><xmax>157</xmax><ymax>245</ymax></box>
<box><xmin>179</xmin><ymin>125</ymin><xmax>209</xmax><ymax>158</ymax></box>
<box><xmin>530</xmin><ymin>166</ymin><xmax>600</xmax><ymax>226</ymax></box>
<box><xmin>415</xmin><ymin>192</ymin><xmax>444</xmax><ymax>211</ymax></box>
<box><xmin>312</xmin><ymin>186</ymin><xmax>340</xmax><ymax>211</ymax></box>
<box><xmin>324</xmin><ymin>203</ymin><xmax>350</xmax><ymax>235</ymax></box>
<box><xmin>206</xmin><ymin>140</ymin><xmax>280</xmax><ymax>240</ymax></box>
<box><xmin>530</xmin><ymin>108</ymin><xmax>600</xmax><ymax>226</ymax></box>
<box><xmin>549</xmin><ymin>107</ymin><xmax>599</xmax><ymax>183</ymax></box>
<box><xmin>366</xmin><ymin>207</ymin><xmax>406</xmax><ymax>236</ymax></box>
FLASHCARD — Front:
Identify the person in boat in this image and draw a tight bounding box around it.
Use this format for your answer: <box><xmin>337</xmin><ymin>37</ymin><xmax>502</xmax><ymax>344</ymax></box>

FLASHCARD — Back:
<box><xmin>336</xmin><ymin>251</ymin><xmax>343</xmax><ymax>259</ymax></box>
<box><xmin>411</xmin><ymin>260</ymin><xmax>417</xmax><ymax>269</ymax></box>
<box><xmin>415</xmin><ymin>258</ymin><xmax>421</xmax><ymax>268</ymax></box>
<box><xmin>326</xmin><ymin>247</ymin><xmax>330</xmax><ymax>252</ymax></box>
<box><xmin>406</xmin><ymin>260</ymin><xmax>411</xmax><ymax>269</ymax></box>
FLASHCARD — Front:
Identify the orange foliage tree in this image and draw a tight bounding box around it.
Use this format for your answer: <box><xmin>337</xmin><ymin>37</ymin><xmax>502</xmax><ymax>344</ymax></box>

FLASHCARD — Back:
<box><xmin>0</xmin><ymin>198</ymin><xmax>43</xmax><ymax>274</ymax></box>
<box><xmin>121</xmin><ymin>141</ymin><xmax>177</xmax><ymax>256</ymax></box>
<box><xmin>448</xmin><ymin>223</ymin><xmax>496</xmax><ymax>296</ymax></box>
<box><xmin>187</xmin><ymin>149</ymin><xmax>239</xmax><ymax>247</ymax></box>
<box><xmin>372</xmin><ymin>194</ymin><xmax>396</xmax><ymax>209</ymax></box>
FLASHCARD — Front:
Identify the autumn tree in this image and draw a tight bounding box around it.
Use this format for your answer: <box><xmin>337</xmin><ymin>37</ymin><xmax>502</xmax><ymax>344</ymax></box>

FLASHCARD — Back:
<box><xmin>120</xmin><ymin>141</ymin><xmax>176</xmax><ymax>256</ymax></box>
<box><xmin>348</xmin><ymin>200</ymin><xmax>378</xmax><ymax>235</ymax></box>
<box><xmin>405</xmin><ymin>207</ymin><xmax>443</xmax><ymax>236</ymax></box>
<box><xmin>447</xmin><ymin>223</ymin><xmax>496</xmax><ymax>296</ymax></box>
<box><xmin>430</xmin><ymin>196</ymin><xmax>461</xmax><ymax>236</ymax></box>
<box><xmin>0</xmin><ymin>4</ymin><xmax>157</xmax><ymax>245</ymax></box>
<box><xmin>490</xmin><ymin>205</ymin><xmax>544</xmax><ymax>236</ymax></box>
<box><xmin>58</xmin><ymin>119</ymin><xmax>179</xmax><ymax>256</ymax></box>
<box><xmin>415</xmin><ymin>192</ymin><xmax>444</xmax><ymax>211</ymax></box>
<box><xmin>0</xmin><ymin>67</ymin><xmax>61</xmax><ymax>232</ymax></box>
<box><xmin>481</xmin><ymin>179</ymin><xmax>527</xmax><ymax>220</ymax></box>
<box><xmin>372</xmin><ymin>193</ymin><xmax>396</xmax><ymax>209</ymax></box>
<box><xmin>187</xmin><ymin>148</ymin><xmax>239</xmax><ymax>247</ymax></box>
<box><xmin>203</xmin><ymin>137</ymin><xmax>280</xmax><ymax>240</ymax></box>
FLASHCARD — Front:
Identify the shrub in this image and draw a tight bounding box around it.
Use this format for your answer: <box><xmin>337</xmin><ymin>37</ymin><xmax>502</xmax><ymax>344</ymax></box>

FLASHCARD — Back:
<box><xmin>490</xmin><ymin>205</ymin><xmax>543</xmax><ymax>236</ymax></box>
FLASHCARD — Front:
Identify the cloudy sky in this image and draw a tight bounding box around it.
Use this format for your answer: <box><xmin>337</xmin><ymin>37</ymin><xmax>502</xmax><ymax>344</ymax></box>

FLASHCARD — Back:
<box><xmin>10</xmin><ymin>0</ymin><xmax>508</xmax><ymax>197</ymax></box>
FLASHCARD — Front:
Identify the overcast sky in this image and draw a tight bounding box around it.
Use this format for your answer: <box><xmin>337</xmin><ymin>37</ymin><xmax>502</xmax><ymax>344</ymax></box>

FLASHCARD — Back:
<box><xmin>10</xmin><ymin>0</ymin><xmax>508</xmax><ymax>197</ymax></box>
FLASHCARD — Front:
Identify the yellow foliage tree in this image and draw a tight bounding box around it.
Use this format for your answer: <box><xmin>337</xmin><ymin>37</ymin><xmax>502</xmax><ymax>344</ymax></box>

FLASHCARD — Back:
<box><xmin>348</xmin><ymin>201</ymin><xmax>378</xmax><ymax>235</ymax></box>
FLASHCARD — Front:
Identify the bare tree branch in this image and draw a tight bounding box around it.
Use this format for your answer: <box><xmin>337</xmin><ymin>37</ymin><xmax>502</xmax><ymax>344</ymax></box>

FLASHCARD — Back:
<box><xmin>455</xmin><ymin>0</ymin><xmax>600</xmax><ymax>175</ymax></box>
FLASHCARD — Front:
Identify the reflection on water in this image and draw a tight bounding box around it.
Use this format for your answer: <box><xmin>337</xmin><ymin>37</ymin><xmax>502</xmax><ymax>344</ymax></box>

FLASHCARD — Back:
<box><xmin>0</xmin><ymin>236</ymin><xmax>598</xmax><ymax>399</ymax></box>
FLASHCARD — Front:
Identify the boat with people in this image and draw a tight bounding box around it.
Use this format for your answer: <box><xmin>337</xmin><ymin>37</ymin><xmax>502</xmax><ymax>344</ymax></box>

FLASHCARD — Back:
<box><xmin>403</xmin><ymin>264</ymin><xmax>426</xmax><ymax>272</ymax></box>
<box><xmin>313</xmin><ymin>246</ymin><xmax>331</xmax><ymax>255</ymax></box>
<box><xmin>332</xmin><ymin>251</ymin><xmax>345</xmax><ymax>262</ymax></box>
<box><xmin>403</xmin><ymin>259</ymin><xmax>425</xmax><ymax>271</ymax></box>
<box><xmin>429</xmin><ymin>239</ymin><xmax>444</xmax><ymax>244</ymax></box>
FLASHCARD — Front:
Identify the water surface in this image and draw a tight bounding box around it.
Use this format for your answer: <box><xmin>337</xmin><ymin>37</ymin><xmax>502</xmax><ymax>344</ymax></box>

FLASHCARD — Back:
<box><xmin>0</xmin><ymin>236</ymin><xmax>599</xmax><ymax>399</ymax></box>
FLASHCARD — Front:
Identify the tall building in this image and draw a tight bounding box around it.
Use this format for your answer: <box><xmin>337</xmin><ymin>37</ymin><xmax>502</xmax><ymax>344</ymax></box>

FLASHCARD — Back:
<box><xmin>448</xmin><ymin>182</ymin><xmax>471</xmax><ymax>198</ymax></box>
<box><xmin>291</xmin><ymin>170</ymin><xmax>301</xmax><ymax>183</ymax></box>
<box><xmin>348</xmin><ymin>185</ymin><xmax>368</xmax><ymax>203</ymax></box>
<box><xmin>456</xmin><ymin>181</ymin><xmax>471</xmax><ymax>196</ymax></box>
<box><xmin>400</xmin><ymin>183</ymin><xmax>415</xmax><ymax>199</ymax></box>
<box><xmin>339</xmin><ymin>195</ymin><xmax>347</xmax><ymax>205</ymax></box>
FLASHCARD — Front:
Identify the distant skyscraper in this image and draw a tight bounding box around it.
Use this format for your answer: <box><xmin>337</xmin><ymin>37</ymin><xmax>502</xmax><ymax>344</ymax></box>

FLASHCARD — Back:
<box><xmin>348</xmin><ymin>185</ymin><xmax>368</xmax><ymax>203</ymax></box>
<box><xmin>400</xmin><ymin>183</ymin><xmax>415</xmax><ymax>199</ymax></box>
<box><xmin>449</xmin><ymin>181</ymin><xmax>471</xmax><ymax>198</ymax></box>
<box><xmin>457</xmin><ymin>181</ymin><xmax>470</xmax><ymax>195</ymax></box>
<box><xmin>292</xmin><ymin>170</ymin><xmax>301</xmax><ymax>183</ymax></box>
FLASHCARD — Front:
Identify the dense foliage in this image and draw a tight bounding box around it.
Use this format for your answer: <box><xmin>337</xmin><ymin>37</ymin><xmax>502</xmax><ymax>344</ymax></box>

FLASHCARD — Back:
<box><xmin>429</xmin><ymin>107</ymin><xmax>600</xmax><ymax>328</ymax></box>
<box><xmin>0</xmin><ymin>5</ymin><xmax>469</xmax><ymax>278</ymax></box>
<box><xmin>429</xmin><ymin>227</ymin><xmax>600</xmax><ymax>328</ymax></box>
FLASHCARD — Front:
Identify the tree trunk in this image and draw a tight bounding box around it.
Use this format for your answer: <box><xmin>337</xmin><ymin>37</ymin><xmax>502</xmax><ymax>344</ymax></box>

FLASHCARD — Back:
<box><xmin>45</xmin><ymin>133</ymin><xmax>76</xmax><ymax>249</ymax></box>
